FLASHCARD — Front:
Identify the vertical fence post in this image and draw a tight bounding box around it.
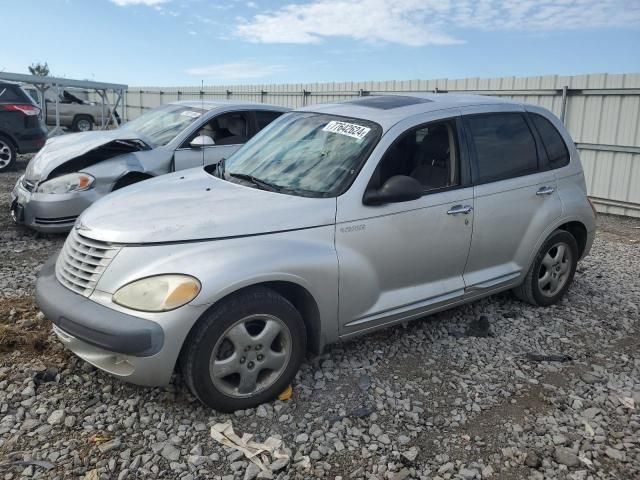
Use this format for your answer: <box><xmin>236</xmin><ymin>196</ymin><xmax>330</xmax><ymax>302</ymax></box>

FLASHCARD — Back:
<box><xmin>560</xmin><ymin>86</ymin><xmax>568</xmax><ymax>124</ymax></box>
<box><xmin>302</xmin><ymin>89</ymin><xmax>309</xmax><ymax>107</ymax></box>
<box><xmin>139</xmin><ymin>89</ymin><xmax>143</xmax><ymax>118</ymax></box>
<box><xmin>226</xmin><ymin>90</ymin><xmax>232</xmax><ymax>100</ymax></box>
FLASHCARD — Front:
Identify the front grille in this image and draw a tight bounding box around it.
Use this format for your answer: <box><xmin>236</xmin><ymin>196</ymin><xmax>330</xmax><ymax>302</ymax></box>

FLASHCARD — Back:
<box><xmin>55</xmin><ymin>229</ymin><xmax>121</xmax><ymax>296</ymax></box>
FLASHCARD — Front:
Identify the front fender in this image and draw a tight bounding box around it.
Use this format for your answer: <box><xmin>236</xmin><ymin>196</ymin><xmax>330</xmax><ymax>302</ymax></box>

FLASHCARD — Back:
<box><xmin>95</xmin><ymin>226</ymin><xmax>340</xmax><ymax>345</ymax></box>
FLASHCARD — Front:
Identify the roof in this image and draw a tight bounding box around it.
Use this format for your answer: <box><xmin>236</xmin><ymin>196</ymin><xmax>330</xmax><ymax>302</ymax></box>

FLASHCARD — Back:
<box><xmin>169</xmin><ymin>100</ymin><xmax>290</xmax><ymax>112</ymax></box>
<box><xmin>300</xmin><ymin>94</ymin><xmax>516</xmax><ymax>130</ymax></box>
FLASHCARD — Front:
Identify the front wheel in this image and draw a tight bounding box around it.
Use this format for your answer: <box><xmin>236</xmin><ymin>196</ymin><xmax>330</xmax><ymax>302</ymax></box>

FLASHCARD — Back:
<box><xmin>72</xmin><ymin>115</ymin><xmax>93</xmax><ymax>132</ymax></box>
<box><xmin>514</xmin><ymin>230</ymin><xmax>578</xmax><ymax>306</ymax></box>
<box><xmin>180</xmin><ymin>287</ymin><xmax>306</xmax><ymax>411</ymax></box>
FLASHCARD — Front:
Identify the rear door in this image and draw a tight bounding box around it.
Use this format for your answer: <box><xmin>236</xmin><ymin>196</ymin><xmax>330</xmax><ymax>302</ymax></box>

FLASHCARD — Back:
<box><xmin>462</xmin><ymin>105</ymin><xmax>563</xmax><ymax>291</ymax></box>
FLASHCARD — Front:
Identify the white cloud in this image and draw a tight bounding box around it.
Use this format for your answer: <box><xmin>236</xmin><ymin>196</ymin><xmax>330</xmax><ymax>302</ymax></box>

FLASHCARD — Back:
<box><xmin>235</xmin><ymin>0</ymin><xmax>640</xmax><ymax>46</ymax></box>
<box><xmin>185</xmin><ymin>61</ymin><xmax>286</xmax><ymax>81</ymax></box>
<box><xmin>110</xmin><ymin>0</ymin><xmax>168</xmax><ymax>6</ymax></box>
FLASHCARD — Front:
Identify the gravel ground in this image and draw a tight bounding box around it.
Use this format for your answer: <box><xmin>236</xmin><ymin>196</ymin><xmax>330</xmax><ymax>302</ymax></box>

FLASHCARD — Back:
<box><xmin>0</xmin><ymin>157</ymin><xmax>638</xmax><ymax>480</ymax></box>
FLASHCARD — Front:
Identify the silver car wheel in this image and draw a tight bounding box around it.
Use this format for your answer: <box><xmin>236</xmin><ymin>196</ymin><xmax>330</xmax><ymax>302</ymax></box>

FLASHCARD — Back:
<box><xmin>209</xmin><ymin>314</ymin><xmax>292</xmax><ymax>398</ymax></box>
<box><xmin>76</xmin><ymin>119</ymin><xmax>92</xmax><ymax>131</ymax></box>
<box><xmin>0</xmin><ymin>140</ymin><xmax>12</xmax><ymax>169</ymax></box>
<box><xmin>538</xmin><ymin>241</ymin><xmax>572</xmax><ymax>297</ymax></box>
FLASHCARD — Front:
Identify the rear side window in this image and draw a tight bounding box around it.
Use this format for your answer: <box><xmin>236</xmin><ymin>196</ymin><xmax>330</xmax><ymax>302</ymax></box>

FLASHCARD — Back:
<box><xmin>530</xmin><ymin>113</ymin><xmax>570</xmax><ymax>169</ymax></box>
<box><xmin>255</xmin><ymin>111</ymin><xmax>283</xmax><ymax>131</ymax></box>
<box><xmin>466</xmin><ymin>113</ymin><xmax>539</xmax><ymax>184</ymax></box>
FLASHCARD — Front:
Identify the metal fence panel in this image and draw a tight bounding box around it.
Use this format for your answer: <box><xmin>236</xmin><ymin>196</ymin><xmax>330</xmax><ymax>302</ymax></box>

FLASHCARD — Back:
<box><xmin>114</xmin><ymin>74</ymin><xmax>640</xmax><ymax>217</ymax></box>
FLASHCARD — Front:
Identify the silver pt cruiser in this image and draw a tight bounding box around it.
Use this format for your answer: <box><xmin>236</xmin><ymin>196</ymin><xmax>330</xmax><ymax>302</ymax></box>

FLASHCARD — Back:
<box><xmin>36</xmin><ymin>94</ymin><xmax>596</xmax><ymax>411</ymax></box>
<box><xmin>11</xmin><ymin>101</ymin><xmax>287</xmax><ymax>232</ymax></box>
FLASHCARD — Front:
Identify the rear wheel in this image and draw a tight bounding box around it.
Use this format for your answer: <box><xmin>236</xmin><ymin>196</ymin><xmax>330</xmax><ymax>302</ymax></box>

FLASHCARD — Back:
<box><xmin>72</xmin><ymin>115</ymin><xmax>93</xmax><ymax>132</ymax></box>
<box><xmin>0</xmin><ymin>135</ymin><xmax>16</xmax><ymax>172</ymax></box>
<box><xmin>514</xmin><ymin>230</ymin><xmax>578</xmax><ymax>306</ymax></box>
<box><xmin>181</xmin><ymin>287</ymin><xmax>306</xmax><ymax>411</ymax></box>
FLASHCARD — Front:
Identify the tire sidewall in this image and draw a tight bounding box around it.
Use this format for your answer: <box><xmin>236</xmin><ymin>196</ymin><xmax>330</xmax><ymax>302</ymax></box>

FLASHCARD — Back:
<box><xmin>530</xmin><ymin>230</ymin><xmax>578</xmax><ymax>306</ymax></box>
<box><xmin>185</xmin><ymin>289</ymin><xmax>306</xmax><ymax>411</ymax></box>
<box><xmin>0</xmin><ymin>135</ymin><xmax>16</xmax><ymax>172</ymax></box>
<box><xmin>73</xmin><ymin>116</ymin><xmax>93</xmax><ymax>132</ymax></box>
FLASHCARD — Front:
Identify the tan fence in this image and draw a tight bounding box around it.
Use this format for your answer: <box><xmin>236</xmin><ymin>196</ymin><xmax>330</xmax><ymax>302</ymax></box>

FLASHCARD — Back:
<box><xmin>121</xmin><ymin>74</ymin><xmax>640</xmax><ymax>217</ymax></box>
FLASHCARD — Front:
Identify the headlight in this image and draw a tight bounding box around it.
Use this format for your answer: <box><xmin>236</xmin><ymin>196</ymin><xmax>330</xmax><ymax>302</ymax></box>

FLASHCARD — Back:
<box><xmin>113</xmin><ymin>275</ymin><xmax>201</xmax><ymax>312</ymax></box>
<box><xmin>37</xmin><ymin>173</ymin><xmax>94</xmax><ymax>194</ymax></box>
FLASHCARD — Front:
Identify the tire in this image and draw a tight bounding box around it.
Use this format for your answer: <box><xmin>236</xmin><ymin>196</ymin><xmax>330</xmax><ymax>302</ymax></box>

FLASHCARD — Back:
<box><xmin>0</xmin><ymin>135</ymin><xmax>16</xmax><ymax>172</ymax></box>
<box><xmin>180</xmin><ymin>286</ymin><xmax>306</xmax><ymax>411</ymax></box>
<box><xmin>72</xmin><ymin>115</ymin><xmax>93</xmax><ymax>132</ymax></box>
<box><xmin>514</xmin><ymin>229</ymin><xmax>578</xmax><ymax>306</ymax></box>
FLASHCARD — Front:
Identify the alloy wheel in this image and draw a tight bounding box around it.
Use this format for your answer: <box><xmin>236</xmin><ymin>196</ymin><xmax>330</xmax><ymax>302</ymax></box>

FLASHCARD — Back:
<box><xmin>538</xmin><ymin>241</ymin><xmax>572</xmax><ymax>297</ymax></box>
<box><xmin>0</xmin><ymin>140</ymin><xmax>12</xmax><ymax>170</ymax></box>
<box><xmin>77</xmin><ymin>119</ymin><xmax>92</xmax><ymax>131</ymax></box>
<box><xmin>209</xmin><ymin>314</ymin><xmax>292</xmax><ymax>398</ymax></box>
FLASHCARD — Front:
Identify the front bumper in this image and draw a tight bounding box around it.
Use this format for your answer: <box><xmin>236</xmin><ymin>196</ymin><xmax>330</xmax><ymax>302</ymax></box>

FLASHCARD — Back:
<box><xmin>10</xmin><ymin>178</ymin><xmax>101</xmax><ymax>232</ymax></box>
<box><xmin>36</xmin><ymin>256</ymin><xmax>177</xmax><ymax>386</ymax></box>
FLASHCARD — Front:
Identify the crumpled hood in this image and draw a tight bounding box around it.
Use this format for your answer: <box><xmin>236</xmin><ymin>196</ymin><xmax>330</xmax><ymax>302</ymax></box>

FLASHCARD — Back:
<box><xmin>25</xmin><ymin>130</ymin><xmax>149</xmax><ymax>181</ymax></box>
<box><xmin>78</xmin><ymin>168</ymin><xmax>337</xmax><ymax>244</ymax></box>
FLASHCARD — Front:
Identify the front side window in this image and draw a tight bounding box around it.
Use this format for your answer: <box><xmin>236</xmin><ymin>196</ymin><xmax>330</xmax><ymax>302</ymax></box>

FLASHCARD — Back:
<box><xmin>530</xmin><ymin>113</ymin><xmax>570</xmax><ymax>169</ymax></box>
<box><xmin>372</xmin><ymin>120</ymin><xmax>459</xmax><ymax>191</ymax></box>
<box><xmin>466</xmin><ymin>113</ymin><xmax>539</xmax><ymax>184</ymax></box>
<box><xmin>221</xmin><ymin>112</ymin><xmax>381</xmax><ymax>197</ymax></box>
<box><xmin>121</xmin><ymin>104</ymin><xmax>206</xmax><ymax>146</ymax></box>
<box><xmin>191</xmin><ymin>112</ymin><xmax>250</xmax><ymax>146</ymax></box>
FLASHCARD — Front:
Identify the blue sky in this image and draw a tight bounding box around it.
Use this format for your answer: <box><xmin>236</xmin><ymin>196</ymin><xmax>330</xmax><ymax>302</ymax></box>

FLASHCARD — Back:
<box><xmin>2</xmin><ymin>0</ymin><xmax>639</xmax><ymax>87</ymax></box>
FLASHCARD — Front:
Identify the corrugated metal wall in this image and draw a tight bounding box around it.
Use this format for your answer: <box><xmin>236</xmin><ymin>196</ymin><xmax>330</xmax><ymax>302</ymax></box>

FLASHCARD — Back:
<box><xmin>122</xmin><ymin>74</ymin><xmax>640</xmax><ymax>217</ymax></box>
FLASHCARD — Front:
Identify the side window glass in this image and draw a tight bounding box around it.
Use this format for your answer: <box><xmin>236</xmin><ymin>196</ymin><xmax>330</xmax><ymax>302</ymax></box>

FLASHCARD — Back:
<box><xmin>194</xmin><ymin>112</ymin><xmax>250</xmax><ymax>146</ymax></box>
<box><xmin>374</xmin><ymin>121</ymin><xmax>460</xmax><ymax>192</ymax></box>
<box><xmin>255</xmin><ymin>111</ymin><xmax>283</xmax><ymax>132</ymax></box>
<box><xmin>466</xmin><ymin>113</ymin><xmax>538</xmax><ymax>183</ymax></box>
<box><xmin>530</xmin><ymin>114</ymin><xmax>570</xmax><ymax>169</ymax></box>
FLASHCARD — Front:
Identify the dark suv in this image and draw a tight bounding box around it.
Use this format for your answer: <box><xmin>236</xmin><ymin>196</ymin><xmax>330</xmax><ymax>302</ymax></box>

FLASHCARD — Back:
<box><xmin>0</xmin><ymin>82</ymin><xmax>48</xmax><ymax>172</ymax></box>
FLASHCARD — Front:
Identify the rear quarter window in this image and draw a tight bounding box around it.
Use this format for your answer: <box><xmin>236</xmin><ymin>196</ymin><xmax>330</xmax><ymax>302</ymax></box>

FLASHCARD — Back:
<box><xmin>530</xmin><ymin>113</ymin><xmax>570</xmax><ymax>169</ymax></box>
<box><xmin>0</xmin><ymin>86</ymin><xmax>25</xmax><ymax>103</ymax></box>
<box><xmin>466</xmin><ymin>113</ymin><xmax>539</xmax><ymax>184</ymax></box>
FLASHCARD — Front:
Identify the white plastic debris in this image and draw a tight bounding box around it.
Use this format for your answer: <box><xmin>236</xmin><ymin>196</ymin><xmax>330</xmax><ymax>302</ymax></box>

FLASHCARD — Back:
<box><xmin>210</xmin><ymin>421</ymin><xmax>289</xmax><ymax>473</ymax></box>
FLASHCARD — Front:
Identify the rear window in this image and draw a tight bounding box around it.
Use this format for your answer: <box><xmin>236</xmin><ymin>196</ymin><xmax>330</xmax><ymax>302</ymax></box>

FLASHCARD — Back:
<box><xmin>0</xmin><ymin>85</ymin><xmax>26</xmax><ymax>103</ymax></box>
<box><xmin>466</xmin><ymin>113</ymin><xmax>539</xmax><ymax>184</ymax></box>
<box><xmin>531</xmin><ymin>113</ymin><xmax>570</xmax><ymax>169</ymax></box>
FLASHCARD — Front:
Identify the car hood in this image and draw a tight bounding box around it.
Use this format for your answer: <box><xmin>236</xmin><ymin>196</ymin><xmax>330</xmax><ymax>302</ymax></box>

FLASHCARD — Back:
<box><xmin>78</xmin><ymin>168</ymin><xmax>337</xmax><ymax>244</ymax></box>
<box><xmin>25</xmin><ymin>130</ymin><xmax>151</xmax><ymax>181</ymax></box>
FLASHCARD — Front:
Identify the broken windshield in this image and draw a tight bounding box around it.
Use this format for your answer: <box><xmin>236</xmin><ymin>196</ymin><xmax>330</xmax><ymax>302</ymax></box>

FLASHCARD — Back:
<box><xmin>222</xmin><ymin>112</ymin><xmax>381</xmax><ymax>197</ymax></box>
<box><xmin>121</xmin><ymin>104</ymin><xmax>205</xmax><ymax>146</ymax></box>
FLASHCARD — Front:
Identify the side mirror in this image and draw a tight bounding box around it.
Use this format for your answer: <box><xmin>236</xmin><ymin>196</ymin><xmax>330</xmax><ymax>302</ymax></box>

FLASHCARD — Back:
<box><xmin>190</xmin><ymin>135</ymin><xmax>215</xmax><ymax>148</ymax></box>
<box><xmin>363</xmin><ymin>175</ymin><xmax>423</xmax><ymax>206</ymax></box>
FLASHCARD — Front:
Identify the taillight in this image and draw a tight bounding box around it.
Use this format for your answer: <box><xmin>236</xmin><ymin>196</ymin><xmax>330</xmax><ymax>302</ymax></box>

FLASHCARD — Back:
<box><xmin>0</xmin><ymin>104</ymin><xmax>41</xmax><ymax>116</ymax></box>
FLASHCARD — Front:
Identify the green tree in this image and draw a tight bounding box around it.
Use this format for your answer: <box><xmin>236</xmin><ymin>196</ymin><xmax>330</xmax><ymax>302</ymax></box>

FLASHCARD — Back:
<box><xmin>28</xmin><ymin>62</ymin><xmax>50</xmax><ymax>77</ymax></box>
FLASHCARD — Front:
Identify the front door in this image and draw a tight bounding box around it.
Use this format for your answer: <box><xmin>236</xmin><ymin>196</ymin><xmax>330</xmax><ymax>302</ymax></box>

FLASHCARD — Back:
<box><xmin>461</xmin><ymin>110</ymin><xmax>563</xmax><ymax>291</ymax></box>
<box><xmin>336</xmin><ymin>116</ymin><xmax>474</xmax><ymax>336</ymax></box>
<box><xmin>173</xmin><ymin>111</ymin><xmax>252</xmax><ymax>170</ymax></box>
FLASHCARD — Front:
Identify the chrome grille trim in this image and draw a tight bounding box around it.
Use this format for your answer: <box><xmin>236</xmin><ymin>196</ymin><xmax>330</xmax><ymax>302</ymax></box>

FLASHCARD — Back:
<box><xmin>55</xmin><ymin>230</ymin><xmax>121</xmax><ymax>297</ymax></box>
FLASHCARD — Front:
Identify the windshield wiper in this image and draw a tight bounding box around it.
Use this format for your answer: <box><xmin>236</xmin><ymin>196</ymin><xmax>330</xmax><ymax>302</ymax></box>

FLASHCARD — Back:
<box><xmin>227</xmin><ymin>172</ymin><xmax>282</xmax><ymax>192</ymax></box>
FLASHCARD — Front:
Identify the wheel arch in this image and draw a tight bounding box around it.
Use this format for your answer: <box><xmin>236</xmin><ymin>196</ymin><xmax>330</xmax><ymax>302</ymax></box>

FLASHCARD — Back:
<box><xmin>112</xmin><ymin>171</ymin><xmax>154</xmax><ymax>191</ymax></box>
<box><xmin>556</xmin><ymin>221</ymin><xmax>588</xmax><ymax>259</ymax></box>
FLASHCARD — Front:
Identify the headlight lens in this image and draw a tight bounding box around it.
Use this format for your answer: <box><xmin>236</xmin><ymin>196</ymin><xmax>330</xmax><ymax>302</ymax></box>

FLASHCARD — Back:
<box><xmin>37</xmin><ymin>173</ymin><xmax>95</xmax><ymax>194</ymax></box>
<box><xmin>113</xmin><ymin>275</ymin><xmax>201</xmax><ymax>312</ymax></box>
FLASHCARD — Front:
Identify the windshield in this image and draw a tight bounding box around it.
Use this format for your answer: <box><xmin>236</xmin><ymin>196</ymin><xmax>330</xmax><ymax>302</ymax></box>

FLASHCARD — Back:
<box><xmin>223</xmin><ymin>112</ymin><xmax>381</xmax><ymax>197</ymax></box>
<box><xmin>121</xmin><ymin>104</ymin><xmax>205</xmax><ymax>146</ymax></box>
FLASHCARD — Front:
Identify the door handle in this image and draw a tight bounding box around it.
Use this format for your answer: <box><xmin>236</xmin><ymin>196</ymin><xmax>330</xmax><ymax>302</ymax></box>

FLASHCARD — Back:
<box><xmin>447</xmin><ymin>205</ymin><xmax>473</xmax><ymax>215</ymax></box>
<box><xmin>536</xmin><ymin>186</ymin><xmax>555</xmax><ymax>196</ymax></box>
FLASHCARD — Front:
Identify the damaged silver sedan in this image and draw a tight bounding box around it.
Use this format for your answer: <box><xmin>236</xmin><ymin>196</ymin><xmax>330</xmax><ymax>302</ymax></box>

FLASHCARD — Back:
<box><xmin>10</xmin><ymin>101</ymin><xmax>288</xmax><ymax>232</ymax></box>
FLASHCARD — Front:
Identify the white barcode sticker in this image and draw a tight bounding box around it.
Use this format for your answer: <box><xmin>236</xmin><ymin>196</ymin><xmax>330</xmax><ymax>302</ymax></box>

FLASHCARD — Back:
<box><xmin>322</xmin><ymin>121</ymin><xmax>371</xmax><ymax>140</ymax></box>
